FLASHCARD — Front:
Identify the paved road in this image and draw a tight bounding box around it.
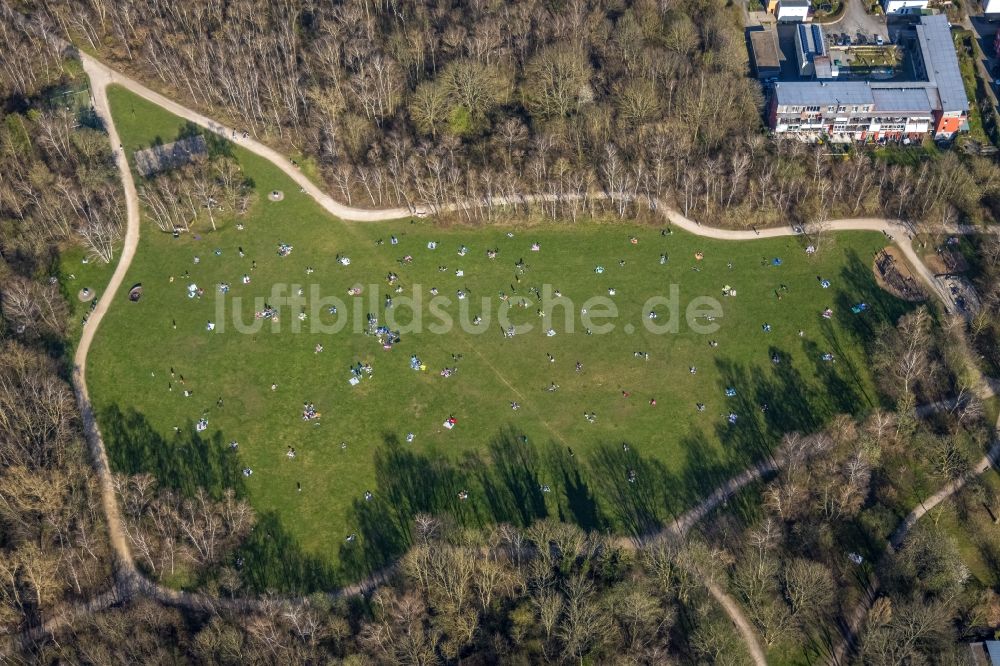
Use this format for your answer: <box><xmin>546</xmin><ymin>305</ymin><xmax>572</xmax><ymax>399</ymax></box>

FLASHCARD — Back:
<box><xmin>963</xmin><ymin>15</ymin><xmax>1000</xmax><ymax>112</ymax></box>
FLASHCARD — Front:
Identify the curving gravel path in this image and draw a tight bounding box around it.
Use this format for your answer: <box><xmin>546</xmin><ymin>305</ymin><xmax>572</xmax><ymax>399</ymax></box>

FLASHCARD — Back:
<box><xmin>75</xmin><ymin>54</ymin><xmax>140</xmax><ymax>582</ymax></box>
<box><xmin>6</xmin><ymin>31</ymin><xmax>991</xmax><ymax>661</ymax></box>
<box><xmin>73</xmin><ymin>49</ymin><xmax>990</xmax><ymax>315</ymax></box>
<box><xmin>74</xmin><ymin>49</ymin><xmax>994</xmax><ymax>664</ymax></box>
<box><xmin>706</xmin><ymin>580</ymin><xmax>770</xmax><ymax>666</ymax></box>
<box><xmin>77</xmin><ymin>53</ymin><xmax>413</xmax><ymax>222</ymax></box>
<box><xmin>830</xmin><ymin>425</ymin><xmax>1000</xmax><ymax>666</ymax></box>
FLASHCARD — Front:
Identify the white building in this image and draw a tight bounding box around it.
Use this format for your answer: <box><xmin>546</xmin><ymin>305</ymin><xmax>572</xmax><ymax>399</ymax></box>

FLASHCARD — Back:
<box><xmin>776</xmin><ymin>0</ymin><xmax>810</xmax><ymax>22</ymax></box>
<box><xmin>985</xmin><ymin>0</ymin><xmax>1000</xmax><ymax>16</ymax></box>
<box><xmin>883</xmin><ymin>0</ymin><xmax>928</xmax><ymax>13</ymax></box>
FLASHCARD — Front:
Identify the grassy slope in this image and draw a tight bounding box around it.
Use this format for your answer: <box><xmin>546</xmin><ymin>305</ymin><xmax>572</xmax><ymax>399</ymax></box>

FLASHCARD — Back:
<box><xmin>89</xmin><ymin>85</ymin><xmax>908</xmax><ymax>581</ymax></box>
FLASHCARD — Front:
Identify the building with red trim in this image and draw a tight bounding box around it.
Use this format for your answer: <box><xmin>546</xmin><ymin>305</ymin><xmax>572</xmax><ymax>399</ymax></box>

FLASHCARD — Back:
<box><xmin>768</xmin><ymin>15</ymin><xmax>968</xmax><ymax>141</ymax></box>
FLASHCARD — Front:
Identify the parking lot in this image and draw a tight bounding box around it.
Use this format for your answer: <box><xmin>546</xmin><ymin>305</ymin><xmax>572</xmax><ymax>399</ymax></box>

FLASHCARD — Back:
<box><xmin>772</xmin><ymin>17</ymin><xmax>913</xmax><ymax>82</ymax></box>
<box><xmin>824</xmin><ymin>0</ymin><xmax>888</xmax><ymax>45</ymax></box>
<box><xmin>826</xmin><ymin>30</ymin><xmax>885</xmax><ymax>47</ymax></box>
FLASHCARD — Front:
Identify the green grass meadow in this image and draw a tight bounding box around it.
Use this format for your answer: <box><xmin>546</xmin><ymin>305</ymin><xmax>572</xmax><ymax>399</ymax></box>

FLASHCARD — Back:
<box><xmin>85</xmin><ymin>85</ymin><xmax>912</xmax><ymax>591</ymax></box>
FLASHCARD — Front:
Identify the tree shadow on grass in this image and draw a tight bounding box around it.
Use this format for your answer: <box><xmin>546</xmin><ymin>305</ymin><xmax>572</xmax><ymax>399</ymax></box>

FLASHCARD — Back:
<box><xmin>710</xmin><ymin>352</ymin><xmax>830</xmax><ymax>479</ymax></box>
<box><xmin>712</xmin><ymin>359</ymin><xmax>780</xmax><ymax>468</ymax></box>
<box><xmin>720</xmin><ymin>480</ymin><xmax>768</xmax><ymax>530</ymax></box>
<box><xmin>586</xmin><ymin>441</ymin><xmax>675</xmax><ymax>538</ymax></box>
<box><xmin>760</xmin><ymin>346</ymin><xmax>829</xmax><ymax>436</ymax></box>
<box><xmin>339</xmin><ymin>428</ymin><xmax>587</xmax><ymax>579</ymax></box>
<box><xmin>99</xmin><ymin>405</ymin><xmax>334</xmax><ymax>593</ymax></box>
<box><xmin>100</xmin><ymin>404</ymin><xmax>244</xmax><ymax>499</ymax></box>
<box><xmin>674</xmin><ymin>428</ymin><xmax>745</xmax><ymax>512</ymax></box>
<box><xmin>479</xmin><ymin>427</ymin><xmax>549</xmax><ymax>527</ymax></box>
<box><xmin>237</xmin><ymin>511</ymin><xmax>337</xmax><ymax>594</ymax></box>
<box><xmin>77</xmin><ymin>105</ymin><xmax>104</xmax><ymax>132</ymax></box>
<box><xmin>177</xmin><ymin>120</ymin><xmax>233</xmax><ymax>158</ymax></box>
<box><xmin>337</xmin><ymin>434</ymin><xmax>477</xmax><ymax>580</ymax></box>
<box><xmin>803</xmin><ymin>330</ymin><xmax>873</xmax><ymax>415</ymax></box>
<box><xmin>835</xmin><ymin>248</ymin><xmax>914</xmax><ymax>351</ymax></box>
<box><xmin>546</xmin><ymin>443</ymin><xmax>607</xmax><ymax>532</ymax></box>
<box><xmin>375</xmin><ymin>433</ymin><xmax>472</xmax><ymax>526</ymax></box>
<box><xmin>829</xmin><ymin>249</ymin><xmax>912</xmax><ymax>412</ymax></box>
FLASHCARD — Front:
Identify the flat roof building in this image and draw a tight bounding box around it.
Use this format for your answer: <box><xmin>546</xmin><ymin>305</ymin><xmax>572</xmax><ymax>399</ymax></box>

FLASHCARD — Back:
<box><xmin>987</xmin><ymin>642</ymin><xmax>1000</xmax><ymax>666</ymax></box>
<box><xmin>750</xmin><ymin>29</ymin><xmax>782</xmax><ymax>79</ymax></box>
<box><xmin>776</xmin><ymin>0</ymin><xmax>810</xmax><ymax>22</ymax></box>
<box><xmin>768</xmin><ymin>15</ymin><xmax>968</xmax><ymax>141</ymax></box>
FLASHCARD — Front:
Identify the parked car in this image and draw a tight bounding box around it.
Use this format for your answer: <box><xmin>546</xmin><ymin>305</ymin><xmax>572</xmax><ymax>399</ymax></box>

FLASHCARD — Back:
<box><xmin>875</xmin><ymin>33</ymin><xmax>885</xmax><ymax>45</ymax></box>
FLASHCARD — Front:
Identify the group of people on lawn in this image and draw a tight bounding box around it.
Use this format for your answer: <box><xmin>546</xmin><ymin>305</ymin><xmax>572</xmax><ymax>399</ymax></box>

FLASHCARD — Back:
<box><xmin>173</xmin><ymin>226</ymin><xmax>852</xmax><ymax>536</ymax></box>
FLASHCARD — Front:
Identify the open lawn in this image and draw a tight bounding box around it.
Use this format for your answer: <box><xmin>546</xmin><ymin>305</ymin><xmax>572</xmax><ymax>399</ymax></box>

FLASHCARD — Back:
<box><xmin>84</xmin><ymin>85</ymin><xmax>913</xmax><ymax>592</ymax></box>
<box><xmin>933</xmin><ymin>486</ymin><xmax>1000</xmax><ymax>590</ymax></box>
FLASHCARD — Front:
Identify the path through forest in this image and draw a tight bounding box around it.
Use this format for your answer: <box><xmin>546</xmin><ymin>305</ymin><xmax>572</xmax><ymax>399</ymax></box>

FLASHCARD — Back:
<box><xmin>10</xmin><ymin>35</ymin><xmax>997</xmax><ymax>663</ymax></box>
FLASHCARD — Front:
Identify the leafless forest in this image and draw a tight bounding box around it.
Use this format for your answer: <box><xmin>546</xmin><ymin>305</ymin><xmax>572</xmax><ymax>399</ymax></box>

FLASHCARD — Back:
<box><xmin>15</xmin><ymin>0</ymin><xmax>1000</xmax><ymax>228</ymax></box>
<box><xmin>5</xmin><ymin>1</ymin><xmax>1000</xmax><ymax>663</ymax></box>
